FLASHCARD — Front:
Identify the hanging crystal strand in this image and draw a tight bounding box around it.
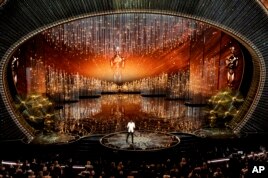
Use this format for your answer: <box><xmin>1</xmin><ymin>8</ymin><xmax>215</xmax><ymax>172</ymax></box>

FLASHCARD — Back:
<box><xmin>63</xmin><ymin>23</ymin><xmax>66</xmax><ymax>52</ymax></box>
<box><xmin>75</xmin><ymin>72</ymin><xmax>79</xmax><ymax>101</ymax></box>
<box><xmin>82</xmin><ymin>20</ymin><xmax>86</xmax><ymax>55</ymax></box>
<box><xmin>70</xmin><ymin>23</ymin><xmax>74</xmax><ymax>52</ymax></box>
<box><xmin>52</xmin><ymin>68</ymin><xmax>56</xmax><ymax>102</ymax></box>
<box><xmin>97</xmin><ymin>16</ymin><xmax>101</xmax><ymax>55</ymax></box>
<box><xmin>63</xmin><ymin>70</ymin><xmax>66</xmax><ymax>103</ymax></box>
<box><xmin>70</xmin><ymin>22</ymin><xmax>73</xmax><ymax>51</ymax></box>
<box><xmin>101</xmin><ymin>16</ymin><xmax>104</xmax><ymax>57</ymax></box>
<box><xmin>83</xmin><ymin>77</ymin><xmax>87</xmax><ymax>96</ymax></box>
<box><xmin>217</xmin><ymin>31</ymin><xmax>223</xmax><ymax>91</ymax></box>
<box><xmin>45</xmin><ymin>65</ymin><xmax>49</xmax><ymax>97</ymax></box>
<box><xmin>93</xmin><ymin>17</ymin><xmax>96</xmax><ymax>55</ymax></box>
<box><xmin>82</xmin><ymin>20</ymin><xmax>85</xmax><ymax>55</ymax></box>
<box><xmin>84</xmin><ymin>76</ymin><xmax>86</xmax><ymax>97</ymax></box>
<box><xmin>83</xmin><ymin>76</ymin><xmax>86</xmax><ymax>96</ymax></box>
<box><xmin>68</xmin><ymin>73</ymin><xmax>71</xmax><ymax>101</ymax></box>
<box><xmin>94</xmin><ymin>78</ymin><xmax>97</xmax><ymax>96</ymax></box>
<box><xmin>48</xmin><ymin>66</ymin><xmax>52</xmax><ymax>99</ymax></box>
<box><xmin>57</xmin><ymin>69</ymin><xmax>60</xmax><ymax>102</ymax></box>
<box><xmin>106</xmin><ymin>16</ymin><xmax>109</xmax><ymax>57</ymax></box>
<box><xmin>51</xmin><ymin>67</ymin><xmax>54</xmax><ymax>101</ymax></box>
<box><xmin>54</xmin><ymin>68</ymin><xmax>58</xmax><ymax>103</ymax></box>
<box><xmin>99</xmin><ymin>16</ymin><xmax>103</xmax><ymax>55</ymax></box>
<box><xmin>65</xmin><ymin>23</ymin><xmax>69</xmax><ymax>52</ymax></box>
<box><xmin>76</xmin><ymin>22</ymin><xmax>80</xmax><ymax>54</ymax></box>
<box><xmin>71</xmin><ymin>73</ymin><xmax>75</xmax><ymax>100</ymax></box>
<box><xmin>85</xmin><ymin>19</ymin><xmax>89</xmax><ymax>55</ymax></box>
<box><xmin>83</xmin><ymin>19</ymin><xmax>89</xmax><ymax>55</ymax></box>
<box><xmin>202</xmin><ymin>24</ymin><xmax>207</xmax><ymax>104</ymax></box>
<box><xmin>59</xmin><ymin>24</ymin><xmax>62</xmax><ymax>51</ymax></box>
<box><xmin>59</xmin><ymin>69</ymin><xmax>62</xmax><ymax>102</ymax></box>
<box><xmin>89</xmin><ymin>77</ymin><xmax>92</xmax><ymax>96</ymax></box>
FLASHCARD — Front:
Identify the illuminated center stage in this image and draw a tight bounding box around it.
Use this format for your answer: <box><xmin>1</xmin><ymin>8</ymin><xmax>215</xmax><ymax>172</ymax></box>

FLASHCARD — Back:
<box><xmin>100</xmin><ymin>130</ymin><xmax>180</xmax><ymax>151</ymax></box>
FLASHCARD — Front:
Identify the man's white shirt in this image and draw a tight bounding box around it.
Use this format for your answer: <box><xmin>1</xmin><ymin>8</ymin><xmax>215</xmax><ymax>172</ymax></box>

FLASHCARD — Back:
<box><xmin>127</xmin><ymin>121</ymin><xmax>135</xmax><ymax>133</ymax></box>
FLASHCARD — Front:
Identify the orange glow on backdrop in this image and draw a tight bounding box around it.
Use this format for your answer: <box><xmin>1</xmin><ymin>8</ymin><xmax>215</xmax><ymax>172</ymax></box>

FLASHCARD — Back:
<box><xmin>12</xmin><ymin>13</ymin><xmax>244</xmax><ymax>96</ymax></box>
<box><xmin>76</xmin><ymin>44</ymin><xmax>190</xmax><ymax>82</ymax></box>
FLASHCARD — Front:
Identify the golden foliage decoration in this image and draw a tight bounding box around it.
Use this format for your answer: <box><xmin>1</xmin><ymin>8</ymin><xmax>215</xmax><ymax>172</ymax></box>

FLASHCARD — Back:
<box><xmin>15</xmin><ymin>94</ymin><xmax>60</xmax><ymax>132</ymax></box>
<box><xmin>205</xmin><ymin>89</ymin><xmax>244</xmax><ymax>128</ymax></box>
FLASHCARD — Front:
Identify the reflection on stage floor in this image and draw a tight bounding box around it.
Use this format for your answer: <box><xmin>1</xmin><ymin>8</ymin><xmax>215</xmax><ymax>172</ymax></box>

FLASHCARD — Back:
<box><xmin>55</xmin><ymin>94</ymin><xmax>205</xmax><ymax>137</ymax></box>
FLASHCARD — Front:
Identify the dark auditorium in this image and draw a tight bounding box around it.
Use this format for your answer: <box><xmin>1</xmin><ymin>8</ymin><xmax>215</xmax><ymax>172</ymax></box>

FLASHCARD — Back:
<box><xmin>0</xmin><ymin>0</ymin><xmax>268</xmax><ymax>178</ymax></box>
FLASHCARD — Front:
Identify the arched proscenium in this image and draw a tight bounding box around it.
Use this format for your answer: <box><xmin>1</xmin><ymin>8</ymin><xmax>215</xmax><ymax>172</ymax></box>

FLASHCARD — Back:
<box><xmin>0</xmin><ymin>0</ymin><xmax>267</xmax><ymax>142</ymax></box>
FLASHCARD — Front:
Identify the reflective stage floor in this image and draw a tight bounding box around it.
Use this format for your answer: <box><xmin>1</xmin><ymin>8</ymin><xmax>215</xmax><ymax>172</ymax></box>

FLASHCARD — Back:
<box><xmin>32</xmin><ymin>94</ymin><xmax>208</xmax><ymax>144</ymax></box>
<box><xmin>57</xmin><ymin>94</ymin><xmax>205</xmax><ymax>136</ymax></box>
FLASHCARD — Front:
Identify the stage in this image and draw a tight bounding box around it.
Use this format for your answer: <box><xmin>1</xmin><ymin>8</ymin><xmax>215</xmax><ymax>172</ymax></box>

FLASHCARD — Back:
<box><xmin>100</xmin><ymin>130</ymin><xmax>180</xmax><ymax>151</ymax></box>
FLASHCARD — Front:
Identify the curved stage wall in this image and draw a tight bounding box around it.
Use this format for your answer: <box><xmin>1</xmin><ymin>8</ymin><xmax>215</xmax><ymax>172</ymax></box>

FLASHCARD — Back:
<box><xmin>0</xmin><ymin>0</ymin><xmax>267</xmax><ymax>142</ymax></box>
